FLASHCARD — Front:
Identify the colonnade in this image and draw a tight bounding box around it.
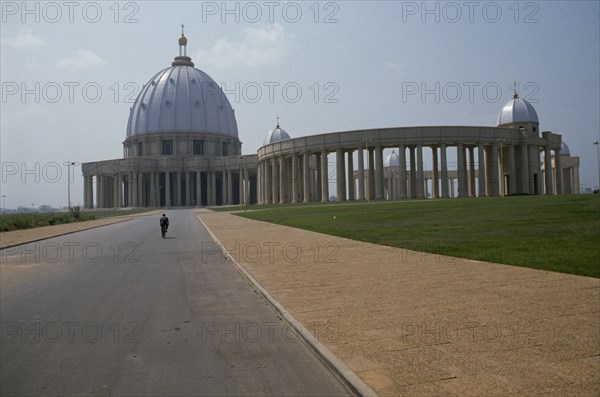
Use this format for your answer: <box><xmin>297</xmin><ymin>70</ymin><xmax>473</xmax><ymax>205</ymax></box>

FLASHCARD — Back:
<box><xmin>258</xmin><ymin>142</ymin><xmax>564</xmax><ymax>204</ymax></box>
<box><xmin>83</xmin><ymin>169</ymin><xmax>255</xmax><ymax>209</ymax></box>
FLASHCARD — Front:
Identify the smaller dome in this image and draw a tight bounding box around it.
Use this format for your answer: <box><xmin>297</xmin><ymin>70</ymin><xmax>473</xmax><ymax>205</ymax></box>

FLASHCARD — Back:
<box><xmin>560</xmin><ymin>142</ymin><xmax>571</xmax><ymax>156</ymax></box>
<box><xmin>179</xmin><ymin>34</ymin><xmax>187</xmax><ymax>46</ymax></box>
<box><xmin>497</xmin><ymin>92</ymin><xmax>539</xmax><ymax>126</ymax></box>
<box><xmin>263</xmin><ymin>118</ymin><xmax>291</xmax><ymax>145</ymax></box>
<box><xmin>385</xmin><ymin>150</ymin><xmax>399</xmax><ymax>167</ymax></box>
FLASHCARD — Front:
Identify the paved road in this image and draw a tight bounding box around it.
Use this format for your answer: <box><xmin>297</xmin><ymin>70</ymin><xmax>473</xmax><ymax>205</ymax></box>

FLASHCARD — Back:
<box><xmin>0</xmin><ymin>209</ymin><xmax>351</xmax><ymax>396</ymax></box>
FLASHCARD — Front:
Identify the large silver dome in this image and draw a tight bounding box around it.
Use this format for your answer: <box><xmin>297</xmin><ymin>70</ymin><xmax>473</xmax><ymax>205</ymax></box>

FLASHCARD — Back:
<box><xmin>126</xmin><ymin>35</ymin><xmax>238</xmax><ymax>138</ymax></box>
<box><xmin>497</xmin><ymin>92</ymin><xmax>539</xmax><ymax>126</ymax></box>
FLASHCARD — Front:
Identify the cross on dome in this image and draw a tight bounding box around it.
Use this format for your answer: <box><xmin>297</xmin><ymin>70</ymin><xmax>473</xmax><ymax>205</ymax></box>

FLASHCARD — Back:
<box><xmin>172</xmin><ymin>25</ymin><xmax>193</xmax><ymax>66</ymax></box>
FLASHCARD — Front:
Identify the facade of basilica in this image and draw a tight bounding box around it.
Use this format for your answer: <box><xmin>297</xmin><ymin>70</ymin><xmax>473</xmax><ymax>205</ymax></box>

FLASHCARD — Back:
<box><xmin>82</xmin><ymin>33</ymin><xmax>580</xmax><ymax>208</ymax></box>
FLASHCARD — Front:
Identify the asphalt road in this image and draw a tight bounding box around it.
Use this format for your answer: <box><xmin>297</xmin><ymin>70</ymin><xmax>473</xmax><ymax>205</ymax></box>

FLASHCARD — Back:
<box><xmin>0</xmin><ymin>209</ymin><xmax>351</xmax><ymax>396</ymax></box>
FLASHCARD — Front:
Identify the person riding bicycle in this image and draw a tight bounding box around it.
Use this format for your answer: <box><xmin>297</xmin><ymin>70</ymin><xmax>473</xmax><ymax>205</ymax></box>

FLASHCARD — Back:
<box><xmin>160</xmin><ymin>214</ymin><xmax>169</xmax><ymax>234</ymax></box>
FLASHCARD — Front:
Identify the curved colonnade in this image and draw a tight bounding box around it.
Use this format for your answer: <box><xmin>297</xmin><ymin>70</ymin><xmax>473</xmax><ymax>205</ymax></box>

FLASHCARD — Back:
<box><xmin>257</xmin><ymin>126</ymin><xmax>563</xmax><ymax>204</ymax></box>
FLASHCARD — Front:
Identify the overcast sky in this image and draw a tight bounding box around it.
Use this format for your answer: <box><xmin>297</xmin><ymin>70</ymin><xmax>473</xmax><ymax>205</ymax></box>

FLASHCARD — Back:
<box><xmin>1</xmin><ymin>1</ymin><xmax>599</xmax><ymax>209</ymax></box>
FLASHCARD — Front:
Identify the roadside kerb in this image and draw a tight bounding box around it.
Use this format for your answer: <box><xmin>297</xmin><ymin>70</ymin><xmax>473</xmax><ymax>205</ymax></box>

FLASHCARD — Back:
<box><xmin>197</xmin><ymin>214</ymin><xmax>379</xmax><ymax>397</ymax></box>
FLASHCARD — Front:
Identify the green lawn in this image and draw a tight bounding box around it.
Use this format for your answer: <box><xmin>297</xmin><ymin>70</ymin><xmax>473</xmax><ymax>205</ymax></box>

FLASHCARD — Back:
<box><xmin>238</xmin><ymin>195</ymin><xmax>600</xmax><ymax>278</ymax></box>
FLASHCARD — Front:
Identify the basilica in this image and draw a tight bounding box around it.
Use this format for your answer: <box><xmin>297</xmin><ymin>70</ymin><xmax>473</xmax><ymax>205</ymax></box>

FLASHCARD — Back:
<box><xmin>82</xmin><ymin>32</ymin><xmax>580</xmax><ymax>208</ymax></box>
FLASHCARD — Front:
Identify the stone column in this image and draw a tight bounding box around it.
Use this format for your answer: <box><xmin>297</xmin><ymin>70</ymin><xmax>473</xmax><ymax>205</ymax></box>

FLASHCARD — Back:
<box><xmin>278</xmin><ymin>157</ymin><xmax>286</xmax><ymax>204</ymax></box>
<box><xmin>89</xmin><ymin>175</ymin><xmax>95</xmax><ymax>208</ymax></box>
<box><xmin>149</xmin><ymin>173</ymin><xmax>156</xmax><ymax>207</ymax></box>
<box><xmin>256</xmin><ymin>163</ymin><xmax>261</xmax><ymax>204</ymax></box>
<box><xmin>185</xmin><ymin>172</ymin><xmax>191</xmax><ymax>206</ymax></box>
<box><xmin>478</xmin><ymin>144</ymin><xmax>486</xmax><ymax>197</ymax></box>
<box><xmin>155</xmin><ymin>173</ymin><xmax>161</xmax><ymax>207</ymax></box>
<box><xmin>431</xmin><ymin>147</ymin><xmax>439</xmax><ymax>199</ymax></box>
<box><xmin>368</xmin><ymin>148</ymin><xmax>375</xmax><ymax>200</ymax></box>
<box><xmin>176</xmin><ymin>172</ymin><xmax>182</xmax><ymax>207</ymax></box>
<box><xmin>315</xmin><ymin>155</ymin><xmax>322</xmax><ymax>202</ymax></box>
<box><xmin>259</xmin><ymin>162</ymin><xmax>264</xmax><ymax>204</ymax></box>
<box><xmin>529</xmin><ymin>146</ymin><xmax>538</xmax><ymax>195</ymax></box>
<box><xmin>336</xmin><ymin>149</ymin><xmax>346</xmax><ymax>201</ymax></box>
<box><xmin>239</xmin><ymin>169</ymin><xmax>244</xmax><ymax>205</ymax></box>
<box><xmin>264</xmin><ymin>161</ymin><xmax>271</xmax><ymax>204</ymax></box>
<box><xmin>375</xmin><ymin>146</ymin><xmax>384</xmax><ymax>200</ymax></box>
<box><xmin>321</xmin><ymin>151</ymin><xmax>329</xmax><ymax>202</ymax></box>
<box><xmin>139</xmin><ymin>174</ymin><xmax>145</xmax><ymax>207</ymax></box>
<box><xmin>271</xmin><ymin>160</ymin><xmax>278</xmax><ymax>204</ymax></box>
<box><xmin>129</xmin><ymin>172</ymin><xmax>137</xmax><ymax>207</ymax></box>
<box><xmin>196</xmin><ymin>172</ymin><xmax>202</xmax><ymax>206</ymax></box>
<box><xmin>468</xmin><ymin>147</ymin><xmax>476</xmax><ymax>197</ymax></box>
<box><xmin>485</xmin><ymin>146</ymin><xmax>494</xmax><ymax>195</ymax></box>
<box><xmin>398</xmin><ymin>145</ymin><xmax>407</xmax><ymax>199</ymax></box>
<box><xmin>303</xmin><ymin>153</ymin><xmax>311</xmax><ymax>202</ymax></box>
<box><xmin>227</xmin><ymin>171</ymin><xmax>233</xmax><ymax>205</ymax></box>
<box><xmin>347</xmin><ymin>150</ymin><xmax>355</xmax><ymax>201</ymax></box>
<box><xmin>297</xmin><ymin>155</ymin><xmax>304</xmax><ymax>201</ymax></box>
<box><xmin>83</xmin><ymin>175</ymin><xmax>90</xmax><ymax>208</ymax></box>
<box><xmin>440</xmin><ymin>144</ymin><xmax>449</xmax><ymax>198</ymax></box>
<box><xmin>555</xmin><ymin>149</ymin><xmax>563</xmax><ymax>195</ymax></box>
<box><xmin>408</xmin><ymin>147</ymin><xmax>416</xmax><ymax>199</ymax></box>
<box><xmin>357</xmin><ymin>149</ymin><xmax>365</xmax><ymax>200</ymax></box>
<box><xmin>416</xmin><ymin>145</ymin><xmax>424</xmax><ymax>198</ymax></box>
<box><xmin>491</xmin><ymin>143</ymin><xmax>500</xmax><ymax>196</ymax></box>
<box><xmin>544</xmin><ymin>146</ymin><xmax>553</xmax><ymax>195</ymax></box>
<box><xmin>164</xmin><ymin>171</ymin><xmax>170</xmax><ymax>207</ymax></box>
<box><xmin>82</xmin><ymin>174</ymin><xmax>88</xmax><ymax>209</ymax></box>
<box><xmin>115</xmin><ymin>172</ymin><xmax>124</xmax><ymax>208</ymax></box>
<box><xmin>291</xmin><ymin>155</ymin><xmax>299</xmax><ymax>203</ymax></box>
<box><xmin>221</xmin><ymin>170</ymin><xmax>227</xmax><ymax>205</ymax></box>
<box><xmin>520</xmin><ymin>145</ymin><xmax>529</xmax><ymax>194</ymax></box>
<box><xmin>507</xmin><ymin>145</ymin><xmax>516</xmax><ymax>196</ymax></box>
<box><xmin>457</xmin><ymin>144</ymin><xmax>467</xmax><ymax>198</ymax></box>
<box><xmin>241</xmin><ymin>169</ymin><xmax>247</xmax><ymax>204</ymax></box>
<box><xmin>210</xmin><ymin>171</ymin><xmax>217</xmax><ymax>205</ymax></box>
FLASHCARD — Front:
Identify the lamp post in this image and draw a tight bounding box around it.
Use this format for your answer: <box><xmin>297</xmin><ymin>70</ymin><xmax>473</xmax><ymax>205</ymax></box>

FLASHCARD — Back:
<box><xmin>497</xmin><ymin>139</ymin><xmax>506</xmax><ymax>196</ymax></box>
<box><xmin>66</xmin><ymin>161</ymin><xmax>75</xmax><ymax>211</ymax></box>
<box><xmin>594</xmin><ymin>141</ymin><xmax>600</xmax><ymax>192</ymax></box>
<box><xmin>362</xmin><ymin>138</ymin><xmax>373</xmax><ymax>203</ymax></box>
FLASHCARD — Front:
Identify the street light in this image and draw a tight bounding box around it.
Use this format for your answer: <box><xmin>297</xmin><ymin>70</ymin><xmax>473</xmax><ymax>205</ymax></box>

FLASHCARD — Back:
<box><xmin>66</xmin><ymin>161</ymin><xmax>75</xmax><ymax>211</ymax></box>
<box><xmin>594</xmin><ymin>141</ymin><xmax>600</xmax><ymax>192</ymax></box>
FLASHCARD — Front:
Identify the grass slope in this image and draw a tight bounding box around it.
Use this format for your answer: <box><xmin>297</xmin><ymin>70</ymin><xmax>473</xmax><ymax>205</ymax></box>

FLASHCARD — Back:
<box><xmin>239</xmin><ymin>195</ymin><xmax>600</xmax><ymax>278</ymax></box>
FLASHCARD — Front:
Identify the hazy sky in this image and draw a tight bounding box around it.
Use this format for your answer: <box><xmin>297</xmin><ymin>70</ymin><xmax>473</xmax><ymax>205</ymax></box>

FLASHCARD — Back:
<box><xmin>1</xmin><ymin>1</ymin><xmax>599</xmax><ymax>208</ymax></box>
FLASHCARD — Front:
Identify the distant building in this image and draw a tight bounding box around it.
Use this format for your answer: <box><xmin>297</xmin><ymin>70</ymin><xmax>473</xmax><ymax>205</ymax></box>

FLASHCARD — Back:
<box><xmin>82</xmin><ymin>33</ymin><xmax>579</xmax><ymax>208</ymax></box>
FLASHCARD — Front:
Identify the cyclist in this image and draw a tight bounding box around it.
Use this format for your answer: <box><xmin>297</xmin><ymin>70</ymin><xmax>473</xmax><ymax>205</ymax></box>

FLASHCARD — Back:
<box><xmin>160</xmin><ymin>214</ymin><xmax>169</xmax><ymax>237</ymax></box>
